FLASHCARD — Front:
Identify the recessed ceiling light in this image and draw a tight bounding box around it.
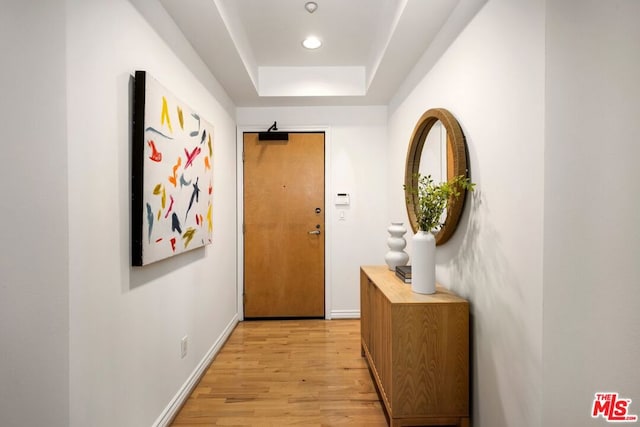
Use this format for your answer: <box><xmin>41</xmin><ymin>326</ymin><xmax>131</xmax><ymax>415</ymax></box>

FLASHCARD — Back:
<box><xmin>302</xmin><ymin>36</ymin><xmax>322</xmax><ymax>49</ymax></box>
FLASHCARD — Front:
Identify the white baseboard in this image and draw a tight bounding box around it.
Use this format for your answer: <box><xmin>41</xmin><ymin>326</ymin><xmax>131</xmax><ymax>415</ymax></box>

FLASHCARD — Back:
<box><xmin>152</xmin><ymin>314</ymin><xmax>240</xmax><ymax>427</ymax></box>
<box><xmin>330</xmin><ymin>309</ymin><xmax>360</xmax><ymax>319</ymax></box>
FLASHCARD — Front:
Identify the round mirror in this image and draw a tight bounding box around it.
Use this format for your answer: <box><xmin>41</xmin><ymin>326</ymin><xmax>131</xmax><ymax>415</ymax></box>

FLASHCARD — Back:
<box><xmin>404</xmin><ymin>108</ymin><xmax>469</xmax><ymax>245</ymax></box>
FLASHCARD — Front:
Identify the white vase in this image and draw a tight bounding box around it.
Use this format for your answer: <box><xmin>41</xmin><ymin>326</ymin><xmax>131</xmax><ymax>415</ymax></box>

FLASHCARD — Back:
<box><xmin>411</xmin><ymin>230</ymin><xmax>436</xmax><ymax>294</ymax></box>
<box><xmin>384</xmin><ymin>222</ymin><xmax>409</xmax><ymax>271</ymax></box>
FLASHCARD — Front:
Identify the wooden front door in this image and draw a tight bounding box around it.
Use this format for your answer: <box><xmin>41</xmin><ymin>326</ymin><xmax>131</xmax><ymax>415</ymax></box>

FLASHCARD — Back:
<box><xmin>243</xmin><ymin>132</ymin><xmax>325</xmax><ymax>318</ymax></box>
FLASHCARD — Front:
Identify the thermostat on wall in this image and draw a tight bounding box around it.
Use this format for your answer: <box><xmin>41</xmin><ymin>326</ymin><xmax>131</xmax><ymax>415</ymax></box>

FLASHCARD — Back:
<box><xmin>335</xmin><ymin>193</ymin><xmax>350</xmax><ymax>205</ymax></box>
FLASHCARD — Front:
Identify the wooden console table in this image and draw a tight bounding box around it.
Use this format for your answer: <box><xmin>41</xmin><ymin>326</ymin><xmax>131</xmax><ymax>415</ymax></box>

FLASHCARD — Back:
<box><xmin>360</xmin><ymin>266</ymin><xmax>470</xmax><ymax>427</ymax></box>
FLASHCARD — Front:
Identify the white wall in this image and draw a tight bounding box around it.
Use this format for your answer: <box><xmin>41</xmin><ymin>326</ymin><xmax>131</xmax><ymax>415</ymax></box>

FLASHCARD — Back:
<box><xmin>237</xmin><ymin>106</ymin><xmax>389</xmax><ymax>317</ymax></box>
<box><xmin>388</xmin><ymin>1</ymin><xmax>545</xmax><ymax>426</ymax></box>
<box><xmin>0</xmin><ymin>2</ymin><xmax>70</xmax><ymax>426</ymax></box>
<box><xmin>66</xmin><ymin>0</ymin><xmax>238</xmax><ymax>426</ymax></box>
<box><xmin>544</xmin><ymin>1</ymin><xmax>640</xmax><ymax>425</ymax></box>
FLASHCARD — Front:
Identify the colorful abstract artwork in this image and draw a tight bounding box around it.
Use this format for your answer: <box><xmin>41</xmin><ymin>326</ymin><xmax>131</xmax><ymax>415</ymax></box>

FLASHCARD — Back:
<box><xmin>132</xmin><ymin>71</ymin><xmax>213</xmax><ymax>266</ymax></box>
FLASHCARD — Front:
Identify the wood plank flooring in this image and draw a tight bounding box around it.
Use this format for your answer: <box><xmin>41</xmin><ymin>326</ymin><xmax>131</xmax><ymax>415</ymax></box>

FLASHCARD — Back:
<box><xmin>171</xmin><ymin>319</ymin><xmax>388</xmax><ymax>426</ymax></box>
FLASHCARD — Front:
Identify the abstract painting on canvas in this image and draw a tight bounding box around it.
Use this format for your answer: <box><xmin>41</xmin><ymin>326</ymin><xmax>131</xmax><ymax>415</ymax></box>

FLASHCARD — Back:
<box><xmin>132</xmin><ymin>70</ymin><xmax>213</xmax><ymax>266</ymax></box>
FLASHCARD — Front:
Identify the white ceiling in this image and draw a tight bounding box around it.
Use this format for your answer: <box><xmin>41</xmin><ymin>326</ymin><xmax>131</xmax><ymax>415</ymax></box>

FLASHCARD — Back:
<box><xmin>158</xmin><ymin>0</ymin><xmax>477</xmax><ymax>107</ymax></box>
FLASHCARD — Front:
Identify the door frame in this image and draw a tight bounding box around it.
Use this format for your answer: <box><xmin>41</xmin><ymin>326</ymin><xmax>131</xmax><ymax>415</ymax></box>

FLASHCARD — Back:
<box><xmin>236</xmin><ymin>125</ymin><xmax>332</xmax><ymax>320</ymax></box>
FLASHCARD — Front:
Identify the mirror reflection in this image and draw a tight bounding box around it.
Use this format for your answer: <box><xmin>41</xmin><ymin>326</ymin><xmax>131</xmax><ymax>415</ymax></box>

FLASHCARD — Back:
<box><xmin>419</xmin><ymin>120</ymin><xmax>450</xmax><ymax>185</ymax></box>
<box><xmin>418</xmin><ymin>120</ymin><xmax>450</xmax><ymax>233</ymax></box>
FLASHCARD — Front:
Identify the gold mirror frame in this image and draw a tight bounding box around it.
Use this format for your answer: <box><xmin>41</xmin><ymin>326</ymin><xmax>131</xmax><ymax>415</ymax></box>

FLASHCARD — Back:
<box><xmin>404</xmin><ymin>108</ymin><xmax>469</xmax><ymax>245</ymax></box>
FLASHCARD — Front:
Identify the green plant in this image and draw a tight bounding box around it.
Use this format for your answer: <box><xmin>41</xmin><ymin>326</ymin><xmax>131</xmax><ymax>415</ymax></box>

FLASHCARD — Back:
<box><xmin>404</xmin><ymin>173</ymin><xmax>475</xmax><ymax>233</ymax></box>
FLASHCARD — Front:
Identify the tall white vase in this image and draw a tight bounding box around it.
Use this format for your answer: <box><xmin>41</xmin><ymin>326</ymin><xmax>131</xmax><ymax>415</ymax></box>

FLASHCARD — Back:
<box><xmin>411</xmin><ymin>230</ymin><xmax>436</xmax><ymax>294</ymax></box>
<box><xmin>384</xmin><ymin>222</ymin><xmax>409</xmax><ymax>271</ymax></box>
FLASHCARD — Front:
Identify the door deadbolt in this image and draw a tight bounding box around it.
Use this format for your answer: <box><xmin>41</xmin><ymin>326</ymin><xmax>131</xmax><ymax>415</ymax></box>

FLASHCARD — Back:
<box><xmin>315</xmin><ymin>207</ymin><xmax>322</xmax><ymax>214</ymax></box>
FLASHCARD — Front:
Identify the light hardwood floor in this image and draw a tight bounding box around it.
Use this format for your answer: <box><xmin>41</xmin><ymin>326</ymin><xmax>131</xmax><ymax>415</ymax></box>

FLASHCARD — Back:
<box><xmin>170</xmin><ymin>319</ymin><xmax>388</xmax><ymax>426</ymax></box>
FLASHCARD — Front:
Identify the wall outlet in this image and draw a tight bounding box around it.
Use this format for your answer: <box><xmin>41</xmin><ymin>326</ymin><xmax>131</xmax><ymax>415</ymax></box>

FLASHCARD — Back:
<box><xmin>180</xmin><ymin>336</ymin><xmax>188</xmax><ymax>359</ymax></box>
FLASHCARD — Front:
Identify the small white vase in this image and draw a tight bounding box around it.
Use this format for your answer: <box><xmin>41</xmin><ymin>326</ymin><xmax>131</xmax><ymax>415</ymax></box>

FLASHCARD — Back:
<box><xmin>411</xmin><ymin>230</ymin><xmax>436</xmax><ymax>294</ymax></box>
<box><xmin>385</xmin><ymin>222</ymin><xmax>409</xmax><ymax>271</ymax></box>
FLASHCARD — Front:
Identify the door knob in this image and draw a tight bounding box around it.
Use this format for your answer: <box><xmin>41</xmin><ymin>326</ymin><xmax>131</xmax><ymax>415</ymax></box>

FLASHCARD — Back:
<box><xmin>308</xmin><ymin>230</ymin><xmax>321</xmax><ymax>235</ymax></box>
